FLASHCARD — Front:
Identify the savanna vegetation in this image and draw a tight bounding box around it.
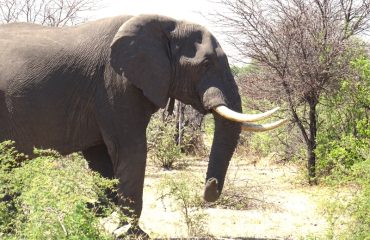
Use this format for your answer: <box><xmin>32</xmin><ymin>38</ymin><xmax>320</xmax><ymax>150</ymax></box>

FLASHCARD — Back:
<box><xmin>0</xmin><ymin>0</ymin><xmax>369</xmax><ymax>239</ymax></box>
<box><xmin>0</xmin><ymin>141</ymin><xmax>123</xmax><ymax>240</ymax></box>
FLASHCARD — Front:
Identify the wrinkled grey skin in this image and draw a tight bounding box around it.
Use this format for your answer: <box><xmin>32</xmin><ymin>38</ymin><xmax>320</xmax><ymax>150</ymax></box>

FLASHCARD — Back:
<box><xmin>0</xmin><ymin>14</ymin><xmax>241</xmax><ymax>231</ymax></box>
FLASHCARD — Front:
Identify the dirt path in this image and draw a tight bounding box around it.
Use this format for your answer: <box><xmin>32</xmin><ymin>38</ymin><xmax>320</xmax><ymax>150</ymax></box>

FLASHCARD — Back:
<box><xmin>139</xmin><ymin>156</ymin><xmax>328</xmax><ymax>239</ymax></box>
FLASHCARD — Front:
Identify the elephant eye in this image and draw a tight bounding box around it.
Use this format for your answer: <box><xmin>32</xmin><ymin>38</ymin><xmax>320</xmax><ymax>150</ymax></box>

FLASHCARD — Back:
<box><xmin>202</xmin><ymin>58</ymin><xmax>210</xmax><ymax>69</ymax></box>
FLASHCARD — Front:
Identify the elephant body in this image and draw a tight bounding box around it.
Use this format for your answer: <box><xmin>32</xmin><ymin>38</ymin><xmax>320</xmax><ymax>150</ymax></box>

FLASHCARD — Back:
<box><xmin>0</xmin><ymin>14</ymin><xmax>249</xmax><ymax>235</ymax></box>
<box><xmin>0</xmin><ymin>16</ymin><xmax>149</xmax><ymax>154</ymax></box>
<box><xmin>1</xmin><ymin>16</ymin><xmax>159</xmax><ymax>222</ymax></box>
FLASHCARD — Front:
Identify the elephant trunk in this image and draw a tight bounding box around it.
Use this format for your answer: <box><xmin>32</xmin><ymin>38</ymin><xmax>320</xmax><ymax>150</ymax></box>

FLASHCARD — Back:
<box><xmin>202</xmin><ymin>87</ymin><xmax>242</xmax><ymax>202</ymax></box>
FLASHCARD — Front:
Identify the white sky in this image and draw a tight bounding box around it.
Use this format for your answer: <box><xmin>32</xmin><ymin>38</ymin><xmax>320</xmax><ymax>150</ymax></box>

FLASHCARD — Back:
<box><xmin>91</xmin><ymin>1</ymin><xmax>370</xmax><ymax>64</ymax></box>
<box><xmin>91</xmin><ymin>0</ymin><xmax>241</xmax><ymax>64</ymax></box>
<box><xmin>94</xmin><ymin>0</ymin><xmax>213</xmax><ymax>27</ymax></box>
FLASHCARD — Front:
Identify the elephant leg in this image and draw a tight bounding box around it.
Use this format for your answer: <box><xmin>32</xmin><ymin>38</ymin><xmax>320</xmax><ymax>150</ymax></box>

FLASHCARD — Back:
<box><xmin>83</xmin><ymin>142</ymin><xmax>148</xmax><ymax>239</ymax></box>
<box><xmin>113</xmin><ymin>143</ymin><xmax>147</xmax><ymax>222</ymax></box>
<box><xmin>100</xmin><ymin>140</ymin><xmax>148</xmax><ymax>239</ymax></box>
<box><xmin>82</xmin><ymin>144</ymin><xmax>118</xmax><ymax>204</ymax></box>
<box><xmin>83</xmin><ymin>144</ymin><xmax>114</xmax><ymax>179</ymax></box>
<box><xmin>94</xmin><ymin>85</ymin><xmax>154</xmax><ymax>237</ymax></box>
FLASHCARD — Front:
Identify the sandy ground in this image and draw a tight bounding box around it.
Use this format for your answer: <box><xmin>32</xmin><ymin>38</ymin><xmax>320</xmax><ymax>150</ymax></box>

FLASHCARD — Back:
<box><xmin>139</xmin><ymin>155</ymin><xmax>329</xmax><ymax>239</ymax></box>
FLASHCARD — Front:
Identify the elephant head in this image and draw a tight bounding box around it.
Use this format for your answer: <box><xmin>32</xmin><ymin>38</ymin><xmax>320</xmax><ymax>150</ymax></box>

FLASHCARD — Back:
<box><xmin>109</xmin><ymin>15</ymin><xmax>286</xmax><ymax>202</ymax></box>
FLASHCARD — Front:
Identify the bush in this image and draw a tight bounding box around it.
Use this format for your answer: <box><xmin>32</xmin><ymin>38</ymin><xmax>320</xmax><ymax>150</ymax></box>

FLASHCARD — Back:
<box><xmin>322</xmin><ymin>159</ymin><xmax>370</xmax><ymax>240</ymax></box>
<box><xmin>316</xmin><ymin>134</ymin><xmax>369</xmax><ymax>178</ymax></box>
<box><xmin>316</xmin><ymin>56</ymin><xmax>370</xmax><ymax>177</ymax></box>
<box><xmin>157</xmin><ymin>173</ymin><xmax>208</xmax><ymax>237</ymax></box>
<box><xmin>147</xmin><ymin>110</ymin><xmax>205</xmax><ymax>169</ymax></box>
<box><xmin>0</xmin><ymin>141</ymin><xmax>123</xmax><ymax>240</ymax></box>
<box><xmin>316</xmin><ymin>56</ymin><xmax>370</xmax><ymax>239</ymax></box>
<box><xmin>147</xmin><ymin>116</ymin><xmax>183</xmax><ymax>169</ymax></box>
<box><xmin>248</xmin><ymin>132</ymin><xmax>275</xmax><ymax>157</ymax></box>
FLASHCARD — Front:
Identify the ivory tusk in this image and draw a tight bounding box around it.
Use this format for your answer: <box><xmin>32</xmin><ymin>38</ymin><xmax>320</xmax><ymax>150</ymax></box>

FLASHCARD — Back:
<box><xmin>213</xmin><ymin>105</ymin><xmax>280</xmax><ymax>122</ymax></box>
<box><xmin>241</xmin><ymin>119</ymin><xmax>288</xmax><ymax>132</ymax></box>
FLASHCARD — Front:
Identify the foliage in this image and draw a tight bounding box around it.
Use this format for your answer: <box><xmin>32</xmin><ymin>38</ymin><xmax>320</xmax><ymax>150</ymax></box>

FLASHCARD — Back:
<box><xmin>147</xmin><ymin>111</ymin><xmax>202</xmax><ymax>169</ymax></box>
<box><xmin>315</xmin><ymin>56</ymin><xmax>370</xmax><ymax>239</ymax></box>
<box><xmin>173</xmin><ymin>102</ymin><xmax>206</xmax><ymax>156</ymax></box>
<box><xmin>203</xmin><ymin>114</ymin><xmax>215</xmax><ymax>147</ymax></box>
<box><xmin>316</xmin><ymin>56</ymin><xmax>370</xmax><ymax>177</ymax></box>
<box><xmin>157</xmin><ymin>173</ymin><xmax>208</xmax><ymax>237</ymax></box>
<box><xmin>213</xmin><ymin>0</ymin><xmax>370</xmax><ymax>182</ymax></box>
<box><xmin>0</xmin><ymin>141</ymin><xmax>122</xmax><ymax>240</ymax></box>
<box><xmin>249</xmin><ymin>132</ymin><xmax>275</xmax><ymax>157</ymax></box>
<box><xmin>147</xmin><ymin>115</ymin><xmax>183</xmax><ymax>169</ymax></box>
<box><xmin>0</xmin><ymin>140</ymin><xmax>27</xmax><ymax>236</ymax></box>
<box><xmin>231</xmin><ymin>65</ymin><xmax>252</xmax><ymax>78</ymax></box>
<box><xmin>321</xmin><ymin>159</ymin><xmax>370</xmax><ymax>240</ymax></box>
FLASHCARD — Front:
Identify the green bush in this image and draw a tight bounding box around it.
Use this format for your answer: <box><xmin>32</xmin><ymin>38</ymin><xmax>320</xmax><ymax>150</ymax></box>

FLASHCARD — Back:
<box><xmin>0</xmin><ymin>141</ymin><xmax>123</xmax><ymax>240</ymax></box>
<box><xmin>157</xmin><ymin>173</ymin><xmax>208</xmax><ymax>237</ymax></box>
<box><xmin>147</xmin><ymin>116</ymin><xmax>183</xmax><ymax>169</ymax></box>
<box><xmin>316</xmin><ymin>133</ymin><xmax>369</xmax><ymax>178</ymax></box>
<box><xmin>322</xmin><ymin>159</ymin><xmax>370</xmax><ymax>240</ymax></box>
<box><xmin>316</xmin><ymin>56</ymin><xmax>370</xmax><ymax>239</ymax></box>
<box><xmin>147</xmin><ymin>109</ymin><xmax>205</xmax><ymax>169</ymax></box>
<box><xmin>249</xmin><ymin>132</ymin><xmax>275</xmax><ymax>157</ymax></box>
<box><xmin>316</xmin><ymin>56</ymin><xmax>370</xmax><ymax>177</ymax></box>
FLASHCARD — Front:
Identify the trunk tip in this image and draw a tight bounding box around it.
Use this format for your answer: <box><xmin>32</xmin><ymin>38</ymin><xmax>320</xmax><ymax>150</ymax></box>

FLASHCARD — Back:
<box><xmin>203</xmin><ymin>178</ymin><xmax>220</xmax><ymax>202</ymax></box>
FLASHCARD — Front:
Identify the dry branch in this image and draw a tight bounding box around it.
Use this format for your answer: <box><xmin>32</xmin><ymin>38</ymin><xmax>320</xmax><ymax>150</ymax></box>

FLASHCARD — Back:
<box><xmin>0</xmin><ymin>0</ymin><xmax>98</xmax><ymax>26</ymax></box>
<box><xmin>211</xmin><ymin>0</ymin><xmax>370</xmax><ymax>181</ymax></box>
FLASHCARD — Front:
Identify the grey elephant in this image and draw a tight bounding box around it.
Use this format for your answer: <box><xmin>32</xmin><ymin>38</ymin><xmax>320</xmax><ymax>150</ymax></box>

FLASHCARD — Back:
<box><xmin>0</xmin><ymin>14</ymin><xmax>285</xmax><ymax>236</ymax></box>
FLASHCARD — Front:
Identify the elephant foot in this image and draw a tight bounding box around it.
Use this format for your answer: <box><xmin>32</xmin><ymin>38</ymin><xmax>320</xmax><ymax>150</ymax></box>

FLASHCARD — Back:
<box><xmin>114</xmin><ymin>224</ymin><xmax>149</xmax><ymax>240</ymax></box>
<box><xmin>126</xmin><ymin>226</ymin><xmax>150</xmax><ymax>239</ymax></box>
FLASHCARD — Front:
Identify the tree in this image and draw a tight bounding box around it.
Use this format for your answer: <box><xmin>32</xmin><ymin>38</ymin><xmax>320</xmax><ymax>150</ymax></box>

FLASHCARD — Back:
<box><xmin>316</xmin><ymin>54</ymin><xmax>370</xmax><ymax>176</ymax></box>
<box><xmin>163</xmin><ymin>100</ymin><xmax>205</xmax><ymax>155</ymax></box>
<box><xmin>175</xmin><ymin>101</ymin><xmax>205</xmax><ymax>155</ymax></box>
<box><xmin>0</xmin><ymin>0</ymin><xmax>98</xmax><ymax>26</ymax></box>
<box><xmin>212</xmin><ymin>0</ymin><xmax>370</xmax><ymax>183</ymax></box>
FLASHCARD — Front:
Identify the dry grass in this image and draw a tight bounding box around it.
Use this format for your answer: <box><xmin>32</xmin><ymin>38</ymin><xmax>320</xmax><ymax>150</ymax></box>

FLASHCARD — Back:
<box><xmin>139</xmin><ymin>155</ymin><xmax>329</xmax><ymax>239</ymax></box>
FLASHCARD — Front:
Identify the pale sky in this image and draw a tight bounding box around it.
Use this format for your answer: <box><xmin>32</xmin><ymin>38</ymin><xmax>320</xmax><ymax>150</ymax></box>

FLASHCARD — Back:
<box><xmin>91</xmin><ymin>0</ymin><xmax>241</xmax><ymax>64</ymax></box>
<box><xmin>94</xmin><ymin>0</ymin><xmax>213</xmax><ymax>27</ymax></box>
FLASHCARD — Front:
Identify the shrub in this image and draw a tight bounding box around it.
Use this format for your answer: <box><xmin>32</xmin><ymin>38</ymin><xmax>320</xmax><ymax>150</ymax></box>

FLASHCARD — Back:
<box><xmin>0</xmin><ymin>141</ymin><xmax>123</xmax><ymax>240</ymax></box>
<box><xmin>316</xmin><ymin>56</ymin><xmax>370</xmax><ymax>240</ymax></box>
<box><xmin>147</xmin><ymin>116</ymin><xmax>183</xmax><ymax>169</ymax></box>
<box><xmin>322</xmin><ymin>159</ymin><xmax>370</xmax><ymax>240</ymax></box>
<box><xmin>316</xmin><ymin>134</ymin><xmax>369</xmax><ymax>178</ymax></box>
<box><xmin>249</xmin><ymin>132</ymin><xmax>275</xmax><ymax>157</ymax></box>
<box><xmin>147</xmin><ymin>110</ymin><xmax>205</xmax><ymax>169</ymax></box>
<box><xmin>316</xmin><ymin>56</ymin><xmax>370</xmax><ymax>177</ymax></box>
<box><xmin>157</xmin><ymin>173</ymin><xmax>208</xmax><ymax>237</ymax></box>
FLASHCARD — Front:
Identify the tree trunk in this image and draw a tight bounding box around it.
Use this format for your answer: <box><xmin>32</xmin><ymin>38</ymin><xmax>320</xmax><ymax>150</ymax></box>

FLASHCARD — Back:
<box><xmin>175</xmin><ymin>101</ymin><xmax>185</xmax><ymax>146</ymax></box>
<box><xmin>174</xmin><ymin>101</ymin><xmax>205</xmax><ymax>155</ymax></box>
<box><xmin>307</xmin><ymin>100</ymin><xmax>318</xmax><ymax>185</ymax></box>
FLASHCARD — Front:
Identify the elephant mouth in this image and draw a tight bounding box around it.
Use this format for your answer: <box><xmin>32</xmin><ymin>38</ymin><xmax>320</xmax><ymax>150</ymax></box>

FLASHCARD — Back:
<box><xmin>212</xmin><ymin>105</ymin><xmax>288</xmax><ymax>132</ymax></box>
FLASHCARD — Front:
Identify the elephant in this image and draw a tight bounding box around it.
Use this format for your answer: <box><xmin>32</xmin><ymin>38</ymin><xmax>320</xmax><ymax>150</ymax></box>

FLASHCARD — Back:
<box><xmin>0</xmin><ymin>14</ymin><xmax>286</xmax><ymax>236</ymax></box>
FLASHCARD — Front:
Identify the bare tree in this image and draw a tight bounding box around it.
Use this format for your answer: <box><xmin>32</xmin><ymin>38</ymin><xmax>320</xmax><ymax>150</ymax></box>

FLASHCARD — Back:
<box><xmin>175</xmin><ymin>102</ymin><xmax>205</xmax><ymax>155</ymax></box>
<box><xmin>163</xmin><ymin>99</ymin><xmax>206</xmax><ymax>156</ymax></box>
<box><xmin>212</xmin><ymin>0</ymin><xmax>370</xmax><ymax>183</ymax></box>
<box><xmin>0</xmin><ymin>0</ymin><xmax>98</xmax><ymax>26</ymax></box>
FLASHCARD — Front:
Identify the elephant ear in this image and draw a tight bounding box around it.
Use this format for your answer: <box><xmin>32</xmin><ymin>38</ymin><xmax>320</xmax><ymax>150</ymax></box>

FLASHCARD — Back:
<box><xmin>110</xmin><ymin>15</ymin><xmax>176</xmax><ymax>108</ymax></box>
